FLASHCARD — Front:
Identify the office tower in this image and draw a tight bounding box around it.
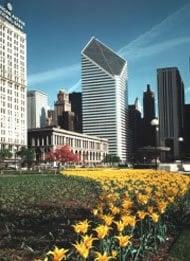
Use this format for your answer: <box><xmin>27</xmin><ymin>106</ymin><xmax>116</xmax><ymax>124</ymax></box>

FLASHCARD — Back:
<box><xmin>81</xmin><ymin>37</ymin><xmax>128</xmax><ymax>161</ymax></box>
<box><xmin>128</xmin><ymin>98</ymin><xmax>142</xmax><ymax>161</ymax></box>
<box><xmin>157</xmin><ymin>67</ymin><xmax>184</xmax><ymax>161</ymax></box>
<box><xmin>54</xmin><ymin>90</ymin><xmax>75</xmax><ymax>131</ymax></box>
<box><xmin>0</xmin><ymin>3</ymin><xmax>27</xmax><ymax>151</ymax></box>
<box><xmin>69</xmin><ymin>92</ymin><xmax>82</xmax><ymax>133</ymax></box>
<box><xmin>183</xmin><ymin>104</ymin><xmax>190</xmax><ymax>158</ymax></box>
<box><xmin>27</xmin><ymin>90</ymin><xmax>49</xmax><ymax>129</ymax></box>
<box><xmin>143</xmin><ymin>84</ymin><xmax>156</xmax><ymax>146</ymax></box>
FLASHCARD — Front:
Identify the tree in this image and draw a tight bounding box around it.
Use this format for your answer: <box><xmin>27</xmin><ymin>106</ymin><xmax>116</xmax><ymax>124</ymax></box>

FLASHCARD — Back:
<box><xmin>17</xmin><ymin>147</ymin><xmax>35</xmax><ymax>168</ymax></box>
<box><xmin>0</xmin><ymin>149</ymin><xmax>12</xmax><ymax>169</ymax></box>
<box><xmin>47</xmin><ymin>145</ymin><xmax>80</xmax><ymax>167</ymax></box>
<box><xmin>103</xmin><ymin>154</ymin><xmax>121</xmax><ymax>165</ymax></box>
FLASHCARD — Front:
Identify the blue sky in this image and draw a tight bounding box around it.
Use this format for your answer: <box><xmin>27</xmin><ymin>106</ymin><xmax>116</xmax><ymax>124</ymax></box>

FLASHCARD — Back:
<box><xmin>5</xmin><ymin>0</ymin><xmax>190</xmax><ymax>108</ymax></box>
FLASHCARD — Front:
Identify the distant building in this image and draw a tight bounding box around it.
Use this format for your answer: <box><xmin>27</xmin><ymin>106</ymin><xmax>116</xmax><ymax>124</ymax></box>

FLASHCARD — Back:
<box><xmin>54</xmin><ymin>90</ymin><xmax>75</xmax><ymax>131</ymax></box>
<box><xmin>0</xmin><ymin>2</ymin><xmax>27</xmax><ymax>151</ymax></box>
<box><xmin>81</xmin><ymin>37</ymin><xmax>128</xmax><ymax>162</ymax></box>
<box><xmin>69</xmin><ymin>92</ymin><xmax>82</xmax><ymax>133</ymax></box>
<box><xmin>157</xmin><ymin>67</ymin><xmax>184</xmax><ymax>161</ymax></box>
<box><xmin>27</xmin><ymin>90</ymin><xmax>49</xmax><ymax>129</ymax></box>
<box><xmin>46</xmin><ymin>110</ymin><xmax>56</xmax><ymax>127</ymax></box>
<box><xmin>128</xmin><ymin>98</ymin><xmax>142</xmax><ymax>161</ymax></box>
<box><xmin>143</xmin><ymin>84</ymin><xmax>156</xmax><ymax>146</ymax></box>
<box><xmin>28</xmin><ymin>127</ymin><xmax>108</xmax><ymax>164</ymax></box>
<box><xmin>183</xmin><ymin>104</ymin><xmax>190</xmax><ymax>158</ymax></box>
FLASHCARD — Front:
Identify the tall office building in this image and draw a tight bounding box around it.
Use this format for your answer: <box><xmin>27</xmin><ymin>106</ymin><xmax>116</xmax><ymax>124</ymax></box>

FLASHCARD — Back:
<box><xmin>27</xmin><ymin>90</ymin><xmax>49</xmax><ymax>129</ymax></box>
<box><xmin>157</xmin><ymin>67</ymin><xmax>184</xmax><ymax>161</ymax></box>
<box><xmin>183</xmin><ymin>104</ymin><xmax>190</xmax><ymax>158</ymax></box>
<box><xmin>0</xmin><ymin>3</ymin><xmax>27</xmax><ymax>151</ymax></box>
<box><xmin>69</xmin><ymin>92</ymin><xmax>82</xmax><ymax>133</ymax></box>
<box><xmin>81</xmin><ymin>37</ymin><xmax>128</xmax><ymax>161</ymax></box>
<box><xmin>143</xmin><ymin>84</ymin><xmax>156</xmax><ymax>146</ymax></box>
<box><xmin>128</xmin><ymin>98</ymin><xmax>142</xmax><ymax>161</ymax></box>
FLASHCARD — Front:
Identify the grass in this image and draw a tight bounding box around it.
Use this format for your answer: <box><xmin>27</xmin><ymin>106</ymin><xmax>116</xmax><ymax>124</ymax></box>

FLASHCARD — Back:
<box><xmin>170</xmin><ymin>229</ymin><xmax>190</xmax><ymax>261</ymax></box>
<box><xmin>0</xmin><ymin>173</ymin><xmax>101</xmax><ymax>259</ymax></box>
<box><xmin>0</xmin><ymin>173</ymin><xmax>101</xmax><ymax>212</ymax></box>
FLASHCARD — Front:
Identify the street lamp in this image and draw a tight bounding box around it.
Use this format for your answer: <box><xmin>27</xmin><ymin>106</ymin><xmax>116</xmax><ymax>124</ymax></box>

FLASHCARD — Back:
<box><xmin>151</xmin><ymin>118</ymin><xmax>159</xmax><ymax>169</ymax></box>
<box><xmin>178</xmin><ymin>137</ymin><xmax>184</xmax><ymax>170</ymax></box>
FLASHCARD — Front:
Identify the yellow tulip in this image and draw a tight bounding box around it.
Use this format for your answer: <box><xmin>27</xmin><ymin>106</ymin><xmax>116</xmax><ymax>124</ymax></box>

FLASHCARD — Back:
<box><xmin>94</xmin><ymin>225</ymin><xmax>111</xmax><ymax>239</ymax></box>
<box><xmin>115</xmin><ymin>235</ymin><xmax>132</xmax><ymax>248</ymax></box>
<box><xmin>47</xmin><ymin>246</ymin><xmax>68</xmax><ymax>261</ymax></box>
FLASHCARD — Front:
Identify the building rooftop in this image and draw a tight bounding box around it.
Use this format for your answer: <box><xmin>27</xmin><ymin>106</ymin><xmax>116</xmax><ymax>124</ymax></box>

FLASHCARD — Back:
<box><xmin>82</xmin><ymin>37</ymin><xmax>126</xmax><ymax>76</ymax></box>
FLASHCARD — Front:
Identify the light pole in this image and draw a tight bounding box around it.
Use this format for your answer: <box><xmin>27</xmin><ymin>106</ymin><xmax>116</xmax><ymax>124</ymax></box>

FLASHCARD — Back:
<box><xmin>178</xmin><ymin>137</ymin><xmax>184</xmax><ymax>170</ymax></box>
<box><xmin>151</xmin><ymin>118</ymin><xmax>159</xmax><ymax>169</ymax></box>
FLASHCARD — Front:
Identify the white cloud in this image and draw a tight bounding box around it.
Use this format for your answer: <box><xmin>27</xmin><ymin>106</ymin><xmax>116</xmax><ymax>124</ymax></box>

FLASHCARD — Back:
<box><xmin>28</xmin><ymin>63</ymin><xmax>80</xmax><ymax>85</ymax></box>
<box><xmin>68</xmin><ymin>79</ymin><xmax>81</xmax><ymax>93</ymax></box>
<box><xmin>118</xmin><ymin>2</ymin><xmax>190</xmax><ymax>60</ymax></box>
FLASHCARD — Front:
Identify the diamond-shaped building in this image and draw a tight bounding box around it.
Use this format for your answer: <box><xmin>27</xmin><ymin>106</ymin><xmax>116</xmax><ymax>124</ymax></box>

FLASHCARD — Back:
<box><xmin>81</xmin><ymin>37</ymin><xmax>128</xmax><ymax>162</ymax></box>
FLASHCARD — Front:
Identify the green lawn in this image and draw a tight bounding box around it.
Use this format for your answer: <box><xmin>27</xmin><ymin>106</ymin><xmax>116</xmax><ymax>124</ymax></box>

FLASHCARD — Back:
<box><xmin>170</xmin><ymin>229</ymin><xmax>190</xmax><ymax>261</ymax></box>
<box><xmin>0</xmin><ymin>173</ymin><xmax>101</xmax><ymax>212</ymax></box>
<box><xmin>0</xmin><ymin>174</ymin><xmax>101</xmax><ymax>259</ymax></box>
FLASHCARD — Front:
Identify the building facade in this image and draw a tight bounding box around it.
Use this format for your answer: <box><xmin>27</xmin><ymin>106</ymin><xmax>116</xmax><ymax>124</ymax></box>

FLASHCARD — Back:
<box><xmin>157</xmin><ymin>67</ymin><xmax>184</xmax><ymax>161</ymax></box>
<box><xmin>143</xmin><ymin>84</ymin><xmax>156</xmax><ymax>147</ymax></box>
<box><xmin>128</xmin><ymin>98</ymin><xmax>142</xmax><ymax>162</ymax></box>
<box><xmin>54</xmin><ymin>90</ymin><xmax>75</xmax><ymax>131</ymax></box>
<box><xmin>0</xmin><ymin>2</ymin><xmax>27</xmax><ymax>152</ymax></box>
<box><xmin>81</xmin><ymin>37</ymin><xmax>128</xmax><ymax>162</ymax></box>
<box><xmin>27</xmin><ymin>90</ymin><xmax>49</xmax><ymax>129</ymax></box>
<box><xmin>183</xmin><ymin>104</ymin><xmax>190</xmax><ymax>158</ymax></box>
<box><xmin>28</xmin><ymin>127</ymin><xmax>108</xmax><ymax>164</ymax></box>
<box><xmin>69</xmin><ymin>92</ymin><xmax>82</xmax><ymax>133</ymax></box>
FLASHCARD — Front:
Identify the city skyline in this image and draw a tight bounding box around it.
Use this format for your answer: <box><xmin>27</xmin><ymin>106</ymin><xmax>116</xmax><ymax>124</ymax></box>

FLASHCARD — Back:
<box><xmin>5</xmin><ymin>0</ymin><xmax>190</xmax><ymax>107</ymax></box>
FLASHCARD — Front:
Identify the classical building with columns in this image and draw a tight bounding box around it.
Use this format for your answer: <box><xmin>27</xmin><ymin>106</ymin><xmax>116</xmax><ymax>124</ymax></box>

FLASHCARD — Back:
<box><xmin>28</xmin><ymin>127</ymin><xmax>108</xmax><ymax>164</ymax></box>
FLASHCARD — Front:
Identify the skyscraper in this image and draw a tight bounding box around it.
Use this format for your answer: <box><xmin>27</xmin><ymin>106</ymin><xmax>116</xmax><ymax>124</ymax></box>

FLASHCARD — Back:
<box><xmin>128</xmin><ymin>98</ymin><xmax>142</xmax><ymax>161</ymax></box>
<box><xmin>69</xmin><ymin>92</ymin><xmax>82</xmax><ymax>133</ymax></box>
<box><xmin>143</xmin><ymin>84</ymin><xmax>156</xmax><ymax>147</ymax></box>
<box><xmin>183</xmin><ymin>104</ymin><xmax>190</xmax><ymax>158</ymax></box>
<box><xmin>0</xmin><ymin>2</ymin><xmax>27</xmax><ymax>151</ymax></box>
<box><xmin>157</xmin><ymin>67</ymin><xmax>184</xmax><ymax>161</ymax></box>
<box><xmin>27</xmin><ymin>90</ymin><xmax>49</xmax><ymax>129</ymax></box>
<box><xmin>81</xmin><ymin>37</ymin><xmax>128</xmax><ymax>161</ymax></box>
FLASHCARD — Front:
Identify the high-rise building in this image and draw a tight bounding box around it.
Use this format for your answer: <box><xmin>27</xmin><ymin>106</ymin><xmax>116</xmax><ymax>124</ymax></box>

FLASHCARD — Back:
<box><xmin>128</xmin><ymin>98</ymin><xmax>142</xmax><ymax>161</ymax></box>
<box><xmin>81</xmin><ymin>37</ymin><xmax>128</xmax><ymax>161</ymax></box>
<box><xmin>183</xmin><ymin>104</ymin><xmax>190</xmax><ymax>158</ymax></box>
<box><xmin>143</xmin><ymin>84</ymin><xmax>156</xmax><ymax>146</ymax></box>
<box><xmin>27</xmin><ymin>90</ymin><xmax>49</xmax><ymax>129</ymax></box>
<box><xmin>69</xmin><ymin>92</ymin><xmax>82</xmax><ymax>133</ymax></box>
<box><xmin>54</xmin><ymin>90</ymin><xmax>75</xmax><ymax>131</ymax></box>
<box><xmin>0</xmin><ymin>3</ymin><xmax>27</xmax><ymax>151</ymax></box>
<box><xmin>157</xmin><ymin>67</ymin><xmax>184</xmax><ymax>161</ymax></box>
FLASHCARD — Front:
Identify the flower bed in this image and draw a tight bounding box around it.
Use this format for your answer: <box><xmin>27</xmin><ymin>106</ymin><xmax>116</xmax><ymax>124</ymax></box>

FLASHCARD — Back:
<box><xmin>36</xmin><ymin>168</ymin><xmax>190</xmax><ymax>260</ymax></box>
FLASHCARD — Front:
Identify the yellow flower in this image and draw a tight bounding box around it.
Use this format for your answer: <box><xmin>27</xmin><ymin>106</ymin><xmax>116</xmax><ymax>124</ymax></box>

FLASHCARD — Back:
<box><xmin>94</xmin><ymin>225</ymin><xmax>111</xmax><ymax>239</ymax></box>
<box><xmin>114</xmin><ymin>220</ymin><xmax>125</xmax><ymax>233</ymax></box>
<box><xmin>150</xmin><ymin>213</ymin><xmax>160</xmax><ymax>223</ymax></box>
<box><xmin>116</xmin><ymin>235</ymin><xmax>132</xmax><ymax>248</ymax></box>
<box><xmin>102</xmin><ymin>214</ymin><xmax>114</xmax><ymax>226</ymax></box>
<box><xmin>73</xmin><ymin>241</ymin><xmax>89</xmax><ymax>259</ymax></box>
<box><xmin>137</xmin><ymin>194</ymin><xmax>149</xmax><ymax>205</ymax></box>
<box><xmin>111</xmin><ymin>250</ymin><xmax>118</xmax><ymax>258</ymax></box>
<box><xmin>137</xmin><ymin>211</ymin><xmax>147</xmax><ymax>220</ymax></box>
<box><xmin>109</xmin><ymin>204</ymin><xmax>120</xmax><ymax>215</ymax></box>
<box><xmin>47</xmin><ymin>246</ymin><xmax>68</xmax><ymax>261</ymax></box>
<box><xmin>72</xmin><ymin>219</ymin><xmax>90</xmax><ymax>234</ymax></box>
<box><xmin>121</xmin><ymin>215</ymin><xmax>136</xmax><ymax>227</ymax></box>
<box><xmin>122</xmin><ymin>199</ymin><xmax>133</xmax><ymax>209</ymax></box>
<box><xmin>95</xmin><ymin>251</ymin><xmax>113</xmax><ymax>261</ymax></box>
<box><xmin>82</xmin><ymin>234</ymin><xmax>96</xmax><ymax>249</ymax></box>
